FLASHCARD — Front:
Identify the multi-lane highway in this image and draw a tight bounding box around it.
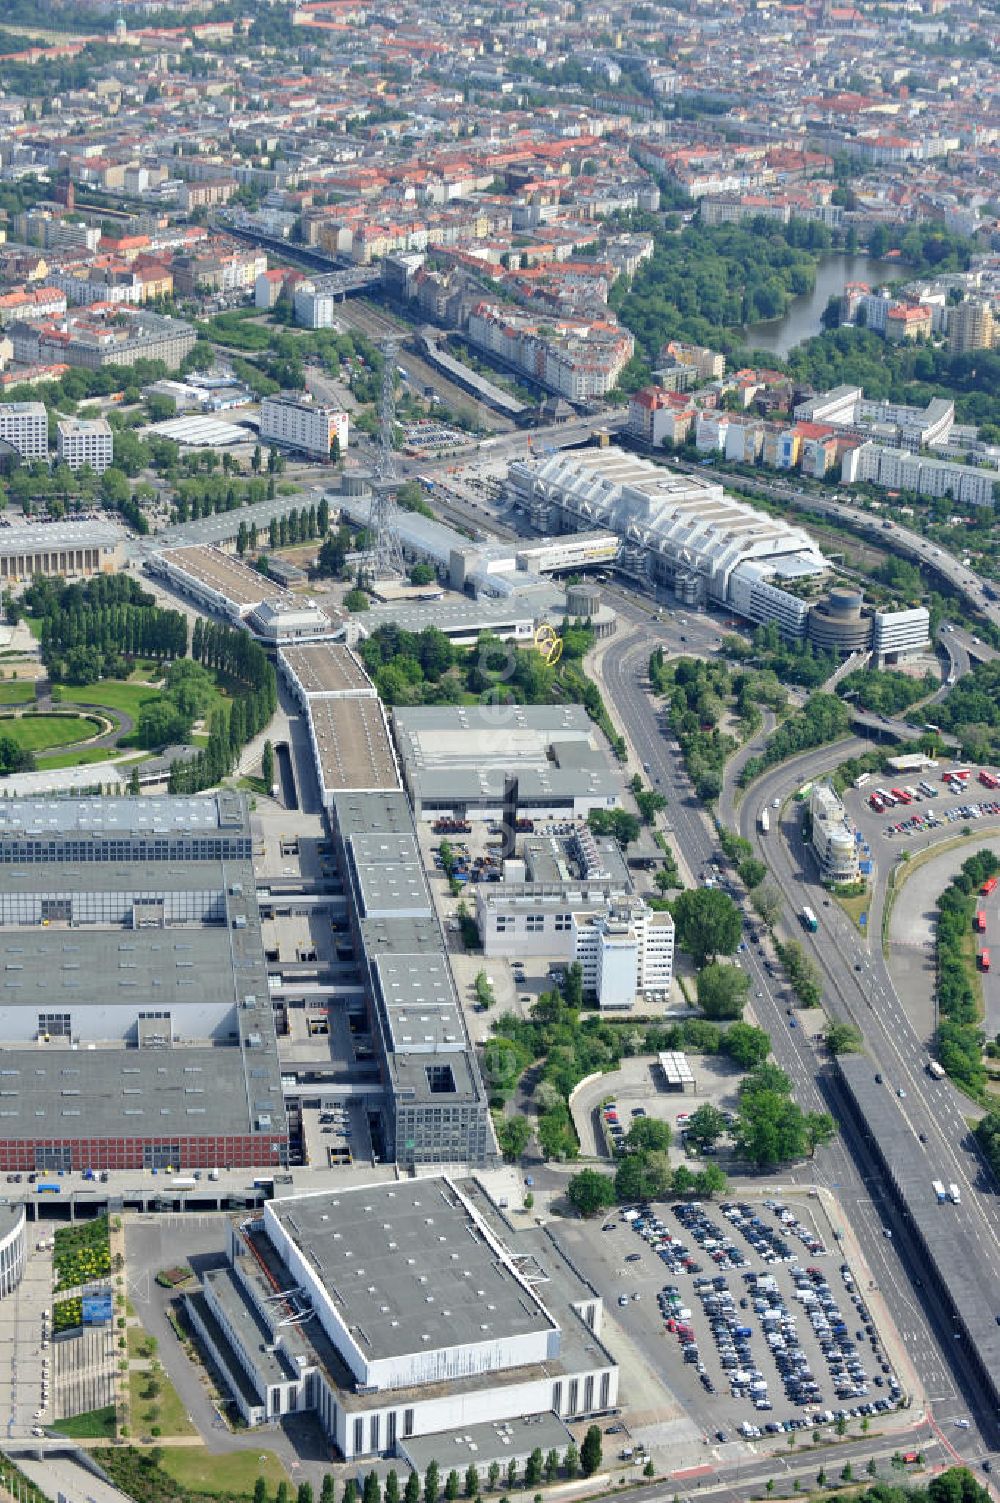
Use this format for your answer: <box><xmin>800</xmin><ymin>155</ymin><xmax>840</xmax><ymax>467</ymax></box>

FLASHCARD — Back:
<box><xmin>598</xmin><ymin>628</ymin><xmax>998</xmax><ymax>1463</ymax></box>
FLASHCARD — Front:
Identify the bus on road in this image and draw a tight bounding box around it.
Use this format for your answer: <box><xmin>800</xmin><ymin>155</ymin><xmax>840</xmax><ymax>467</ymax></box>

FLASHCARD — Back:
<box><xmin>801</xmin><ymin>906</ymin><xmax>818</xmax><ymax>933</ymax></box>
<box><xmin>979</xmin><ymin>948</ymin><xmax>991</xmax><ymax>972</ymax></box>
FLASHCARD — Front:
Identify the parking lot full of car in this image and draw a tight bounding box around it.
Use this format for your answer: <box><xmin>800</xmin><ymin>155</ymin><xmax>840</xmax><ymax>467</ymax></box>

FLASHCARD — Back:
<box><xmin>617</xmin><ymin>1198</ymin><xmax>901</xmax><ymax>1440</ymax></box>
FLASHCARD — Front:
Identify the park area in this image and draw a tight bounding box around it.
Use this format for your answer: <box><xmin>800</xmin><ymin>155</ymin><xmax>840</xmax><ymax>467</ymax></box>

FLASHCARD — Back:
<box><xmin>0</xmin><ymin>711</ymin><xmax>102</xmax><ymax>753</ymax></box>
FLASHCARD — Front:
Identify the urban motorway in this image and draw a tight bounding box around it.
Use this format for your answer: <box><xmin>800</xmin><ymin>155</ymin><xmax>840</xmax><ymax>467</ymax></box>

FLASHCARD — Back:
<box><xmin>599</xmin><ymin>627</ymin><xmax>1000</xmax><ymax>1470</ymax></box>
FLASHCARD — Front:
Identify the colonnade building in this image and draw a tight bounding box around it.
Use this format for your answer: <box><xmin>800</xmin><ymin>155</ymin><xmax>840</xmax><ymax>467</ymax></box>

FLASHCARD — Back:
<box><xmin>0</xmin><ymin>521</ymin><xmax>124</xmax><ymax>583</ymax></box>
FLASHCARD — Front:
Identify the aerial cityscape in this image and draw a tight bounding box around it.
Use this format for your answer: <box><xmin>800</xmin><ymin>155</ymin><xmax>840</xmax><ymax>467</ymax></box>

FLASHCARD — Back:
<box><xmin>0</xmin><ymin>0</ymin><xmax>996</xmax><ymax>1501</ymax></box>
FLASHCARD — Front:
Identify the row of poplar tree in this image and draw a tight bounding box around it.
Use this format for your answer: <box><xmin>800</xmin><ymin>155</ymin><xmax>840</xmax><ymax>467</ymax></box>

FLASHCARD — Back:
<box><xmin>168</xmin><ymin>622</ymin><xmax>277</xmax><ymax>794</ymax></box>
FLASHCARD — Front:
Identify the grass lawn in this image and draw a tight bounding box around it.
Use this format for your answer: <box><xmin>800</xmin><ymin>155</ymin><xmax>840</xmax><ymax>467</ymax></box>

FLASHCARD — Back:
<box><xmin>126</xmin><ymin>661</ymin><xmax>164</xmax><ymax>682</ymax></box>
<box><xmin>40</xmin><ymin>746</ymin><xmax>125</xmax><ymax>769</ymax></box>
<box><xmin>24</xmin><ymin>616</ymin><xmax>44</xmax><ymax>640</ymax></box>
<box><xmin>128</xmin><ymin>1368</ymin><xmax>197</xmax><ymax>1437</ymax></box>
<box><xmin>157</xmin><ymin>1446</ymin><xmax>290</xmax><ymax>1496</ymax></box>
<box><xmin>0</xmin><ymin>714</ymin><xmax>98</xmax><ymax>752</ymax></box>
<box><xmin>960</xmin><ymin>927</ymin><xmax>985</xmax><ymax>1023</ymax></box>
<box><xmin>54</xmin><ymin>1405</ymin><xmax>116</xmax><ymax>1439</ymax></box>
<box><xmin>0</xmin><ymin>682</ymin><xmax>35</xmax><ymax>704</ymax></box>
<box><xmin>834</xmin><ymin>890</ymin><xmax>870</xmax><ymax>930</ymax></box>
<box><xmin>127</xmin><ymin>1327</ymin><xmax>157</xmax><ymax>1361</ymax></box>
<box><xmin>60</xmin><ymin>680</ymin><xmax>159</xmax><ymax>719</ymax></box>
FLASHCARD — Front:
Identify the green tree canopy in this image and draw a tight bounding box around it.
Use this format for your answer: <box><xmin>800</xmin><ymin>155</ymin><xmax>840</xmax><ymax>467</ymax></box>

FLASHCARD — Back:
<box><xmin>567</xmin><ymin>1168</ymin><xmax>616</xmax><ymax>1217</ymax></box>
<box><xmin>625</xmin><ymin>1116</ymin><xmax>672</xmax><ymax>1152</ymax></box>
<box><xmin>672</xmin><ymin>887</ymin><xmax>742</xmax><ymax>967</ymax></box>
<box><xmin>696</xmin><ymin>960</ymin><xmax>750</xmax><ymax>1020</ymax></box>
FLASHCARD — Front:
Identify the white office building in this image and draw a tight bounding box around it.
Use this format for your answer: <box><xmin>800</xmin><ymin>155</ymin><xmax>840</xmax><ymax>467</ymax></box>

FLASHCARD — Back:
<box><xmin>294</xmin><ymin>280</ymin><xmax>341</xmax><ymax>329</ymax></box>
<box><xmin>810</xmin><ymin>783</ymin><xmax>859</xmax><ymax>884</ymax></box>
<box><xmin>260</xmin><ymin>394</ymin><xmax>349</xmax><ymax>460</ymax></box>
<box><xmin>572</xmin><ymin>900</ymin><xmax>674</xmax><ymax>1008</ymax></box>
<box><xmin>873</xmin><ymin>606</ymin><xmax>931</xmax><ymax>666</ymax></box>
<box><xmin>56</xmin><ymin>417</ymin><xmax>113</xmax><ymax>475</ymax></box>
<box><xmin>0</xmin><ymin>401</ymin><xmax>48</xmax><ymax>462</ymax></box>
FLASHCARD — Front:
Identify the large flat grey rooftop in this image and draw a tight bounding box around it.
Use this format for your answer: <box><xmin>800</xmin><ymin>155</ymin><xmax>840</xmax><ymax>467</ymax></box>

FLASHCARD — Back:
<box><xmin>0</xmin><ymin>1042</ymin><xmax>286</xmax><ymax>1140</ymax></box>
<box><xmin>310</xmin><ymin>697</ymin><xmax>399</xmax><ymax>794</ymax></box>
<box><xmin>267</xmin><ymin>1178</ymin><xmax>557</xmax><ymax>1361</ymax></box>
<box><xmin>145</xmin><ymin>491</ymin><xmax>307</xmax><ymax>551</ymax></box>
<box><xmin>0</xmin><ymin>792</ymin><xmax>248</xmax><ymax>839</ymax></box>
<box><xmin>389</xmin><ymin>1046</ymin><xmax>485</xmax><ymax>1105</ymax></box>
<box><xmin>407</xmin><ymin>767</ymin><xmax>621</xmax><ymax>803</ymax></box>
<box><xmin>199</xmin><ymin>1270</ymin><xmax>297</xmax><ymax>1388</ymax></box>
<box><xmin>330</xmin><ymin>790</ymin><xmax>414</xmax><ymax>840</ymax></box>
<box><xmin>400</xmin><ymin>1413</ymin><xmax>575</xmax><ymax>1475</ymax></box>
<box><xmin>359</xmin><ymin>915</ymin><xmax>446</xmax><ymax>958</ymax></box>
<box><xmin>363</xmin><ymin>597</ymin><xmax>542</xmax><ymax>637</ymax></box>
<box><xmin>0</xmin><ymin>521</ymin><xmax>123</xmax><ymax>557</ymax></box>
<box><xmin>281</xmin><ymin>643</ymin><xmax>374</xmax><ymax>698</ymax></box>
<box><xmin>373</xmin><ymin>954</ymin><xmax>464</xmax><ymax>1052</ymax></box>
<box><xmin>0</xmin><ymin>860</ymin><xmax>230</xmax><ymax>895</ymax></box>
<box><xmin>393</xmin><ymin>704</ymin><xmax>622</xmax><ymax>805</ymax></box>
<box><xmin>347</xmin><ymin>833</ymin><xmax>431</xmax><ymax>919</ymax></box>
<box><xmin>0</xmin><ymin>927</ymin><xmax>251</xmax><ymax>1015</ymax></box>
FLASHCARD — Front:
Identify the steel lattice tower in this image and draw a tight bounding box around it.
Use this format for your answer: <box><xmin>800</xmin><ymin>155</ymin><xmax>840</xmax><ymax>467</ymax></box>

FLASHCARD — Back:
<box><xmin>365</xmin><ymin>336</ymin><xmax>404</xmax><ymax>579</ymax></box>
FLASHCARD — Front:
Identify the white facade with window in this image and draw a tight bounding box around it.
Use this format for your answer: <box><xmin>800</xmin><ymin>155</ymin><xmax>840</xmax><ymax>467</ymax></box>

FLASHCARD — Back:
<box><xmin>872</xmin><ymin>606</ymin><xmax>930</xmax><ymax>665</ymax></box>
<box><xmin>0</xmin><ymin>401</ymin><xmax>48</xmax><ymax>461</ymax></box>
<box><xmin>0</xmin><ymin>1207</ymin><xmax>25</xmax><ymax>1299</ymax></box>
<box><xmin>188</xmin><ymin>1179</ymin><xmax>619</xmax><ymax>1459</ymax></box>
<box><xmin>260</xmin><ymin>395</ymin><xmax>349</xmax><ymax>459</ymax></box>
<box><xmin>572</xmin><ymin>901</ymin><xmax>674</xmax><ymax>1008</ymax></box>
<box><xmin>56</xmin><ymin>417</ymin><xmax>113</xmax><ymax>474</ymax></box>
<box><xmin>842</xmin><ymin>440</ymin><xmax>996</xmax><ymax>508</ymax></box>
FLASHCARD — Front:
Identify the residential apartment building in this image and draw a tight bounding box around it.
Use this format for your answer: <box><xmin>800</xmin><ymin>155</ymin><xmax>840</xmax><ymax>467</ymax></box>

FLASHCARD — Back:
<box><xmin>467</xmin><ymin>302</ymin><xmax>633</xmax><ymax>401</ymax></box>
<box><xmin>259</xmin><ymin>395</ymin><xmax>349</xmax><ymax>460</ymax></box>
<box><xmin>842</xmin><ymin>440</ymin><xmax>997</xmax><ymax>508</ymax></box>
<box><xmin>0</xmin><ymin>286</ymin><xmax>67</xmax><ymax>327</ymax></box>
<box><xmin>626</xmin><ymin>386</ymin><xmax>695</xmax><ymax>448</ymax></box>
<box><xmin>949</xmin><ymin>299</ymin><xmax>995</xmax><ymax>355</ymax></box>
<box><xmin>0</xmin><ymin>402</ymin><xmax>48</xmax><ymax>462</ymax></box>
<box><xmin>9</xmin><ymin>310</ymin><xmax>196</xmax><ymax>372</ymax></box>
<box><xmin>659</xmin><ymin>340</ymin><xmax>725</xmax><ymax>381</ymax></box>
<box><xmin>885</xmin><ymin>304</ymin><xmax>933</xmax><ymax>343</ymax></box>
<box><xmin>172</xmin><ymin>248</ymin><xmax>266</xmax><ymax>296</ymax></box>
<box><xmin>56</xmin><ymin>417</ymin><xmax>114</xmax><ymax>475</ymax></box>
<box><xmin>724</xmin><ymin>418</ymin><xmax>765</xmax><ymax>465</ymax></box>
<box><xmin>293</xmin><ymin>280</ymin><xmax>341</xmax><ymax>329</ymax></box>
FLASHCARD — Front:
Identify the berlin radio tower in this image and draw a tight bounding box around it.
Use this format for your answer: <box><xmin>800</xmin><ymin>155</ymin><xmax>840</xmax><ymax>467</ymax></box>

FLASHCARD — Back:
<box><xmin>365</xmin><ymin>336</ymin><xmax>404</xmax><ymax>580</ymax></box>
